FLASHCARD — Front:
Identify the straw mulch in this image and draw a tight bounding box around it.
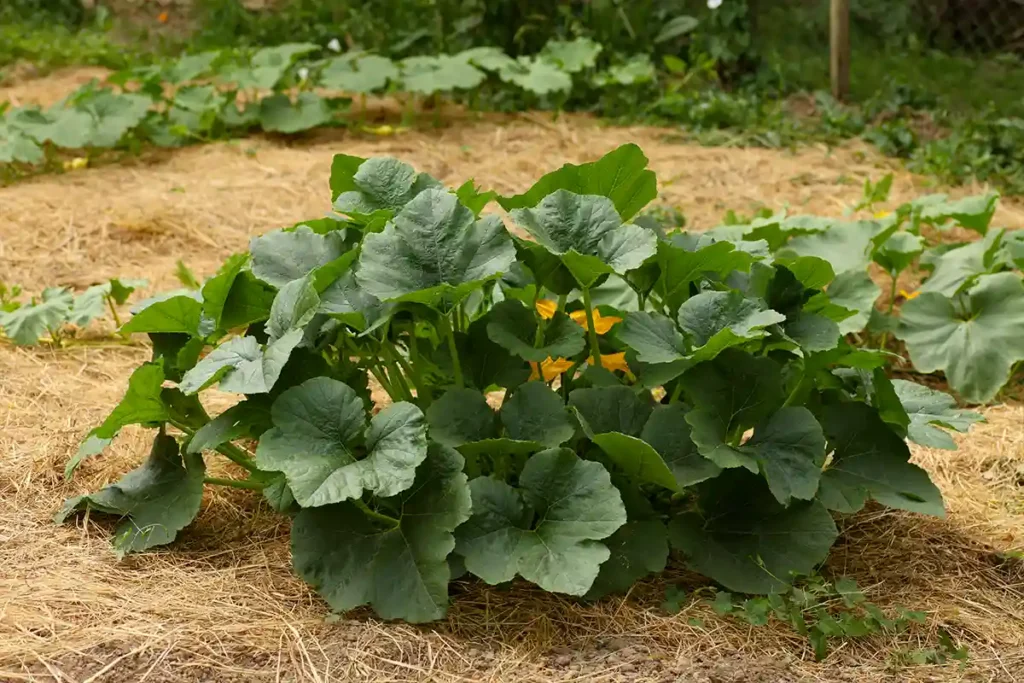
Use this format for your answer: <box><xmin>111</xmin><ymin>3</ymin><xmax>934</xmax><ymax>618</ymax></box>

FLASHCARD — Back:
<box><xmin>1</xmin><ymin>70</ymin><xmax>1023</xmax><ymax>683</ymax></box>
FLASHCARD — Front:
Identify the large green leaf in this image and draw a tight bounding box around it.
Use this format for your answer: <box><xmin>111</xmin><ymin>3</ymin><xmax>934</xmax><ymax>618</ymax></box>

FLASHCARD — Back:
<box><xmin>454</xmin><ymin>449</ymin><xmax>626</xmax><ymax>595</ymax></box>
<box><xmin>677</xmin><ymin>290</ymin><xmax>785</xmax><ymax>362</ymax></box>
<box><xmin>356</xmin><ymin>189</ymin><xmax>515</xmax><ymax>310</ymax></box>
<box><xmin>778</xmin><ymin>220</ymin><xmax>889</xmax><ymax>275</ymax></box>
<box><xmin>497</xmin><ymin>56</ymin><xmax>572</xmax><ymax>95</ymax></box>
<box><xmin>187</xmin><ymin>398</ymin><xmax>272</xmax><ymax>455</ymax></box>
<box><xmin>585</xmin><ymin>519</ymin><xmax>668</xmax><ymax>599</ymax></box>
<box><xmin>291</xmin><ymin>444</ymin><xmax>470</xmax><ymax>622</ymax></box>
<box><xmin>873</xmin><ymin>231</ymin><xmax>924</xmax><ymax>276</ymax></box>
<box><xmin>320</xmin><ymin>54</ymin><xmax>398</xmax><ymax>93</ymax></box>
<box><xmin>330</xmin><ymin>154</ymin><xmax>441</xmax><ymax>211</ymax></box>
<box><xmin>918</xmin><ymin>230</ymin><xmax>1005</xmax><ymax>296</ymax></box>
<box><xmin>399</xmin><ymin>55</ymin><xmax>485</xmax><ymax>93</ymax></box>
<box><xmin>541</xmin><ymin>38</ymin><xmax>602</xmax><ymax>73</ymax></box>
<box><xmin>121</xmin><ymin>292</ymin><xmax>203</xmax><ymax>335</ymax></box>
<box><xmin>669</xmin><ymin>470</ymin><xmax>837</xmax><ymax>594</ymax></box>
<box><xmin>178</xmin><ymin>331</ymin><xmax>303</xmax><ymax>395</ymax></box>
<box><xmin>485</xmin><ymin>299</ymin><xmax>585</xmax><ymax>362</ymax></box>
<box><xmin>249</xmin><ymin>226</ymin><xmax>348</xmax><ymax>289</ymax></box>
<box><xmin>681</xmin><ymin>351</ymin><xmax>784</xmax><ymax>470</ymax></box>
<box><xmin>0</xmin><ymin>287</ymin><xmax>73</xmax><ymax>344</ymax></box>
<box><xmin>456</xmin><ymin>313</ymin><xmax>532</xmax><ymax>391</ymax></box>
<box><xmin>822</xmin><ymin>270</ymin><xmax>880</xmax><ymax>335</ymax></box>
<box><xmin>653</xmin><ymin>240</ymin><xmax>756</xmax><ymax>313</ymax></box>
<box><xmin>917</xmin><ymin>192</ymin><xmax>998</xmax><ymax>235</ymax></box>
<box><xmin>818</xmin><ymin>402</ymin><xmax>944</xmax><ymax>516</ymax></box>
<box><xmin>617</xmin><ymin>311</ymin><xmax>687</xmax><ymax>364</ymax></box>
<box><xmin>640</xmin><ymin>403</ymin><xmax>721</xmax><ymax>487</ymax></box>
<box><xmin>501</xmin><ymin>381</ymin><xmax>575</xmax><ymax>447</ymax></box>
<box><xmin>498</xmin><ymin>144</ymin><xmax>657</xmax><ymax>221</ymax></box>
<box><xmin>259</xmin><ymin>93</ymin><xmax>333</xmax><ymax>134</ymax></box>
<box><xmin>67</xmin><ymin>278</ymin><xmax>146</xmax><ymax>328</ymax></box>
<box><xmin>200</xmin><ymin>253</ymin><xmax>249</xmax><ymax>330</ymax></box>
<box><xmin>255</xmin><ymin>377</ymin><xmax>427</xmax><ymax>506</ymax></box>
<box><xmin>0</xmin><ymin>121</ymin><xmax>44</xmax><ymax>163</ymax></box>
<box><xmin>898</xmin><ymin>273</ymin><xmax>1024</xmax><ymax>403</ymax></box>
<box><xmin>56</xmin><ymin>433</ymin><xmax>205</xmax><ymax>557</ymax></box>
<box><xmin>740</xmin><ymin>407</ymin><xmax>826</xmax><ymax>505</ymax></box>
<box><xmin>892</xmin><ymin>380</ymin><xmax>983</xmax><ymax>450</ymax></box>
<box><xmin>509</xmin><ymin>191</ymin><xmax>656</xmax><ymax>287</ymax></box>
<box><xmin>265</xmin><ymin>275</ymin><xmax>320</xmax><ymax>343</ymax></box>
<box><xmin>568</xmin><ymin>385</ymin><xmax>653</xmax><ymax>436</ymax></box>
<box><xmin>426</xmin><ymin>388</ymin><xmax>497</xmax><ymax>447</ymax></box>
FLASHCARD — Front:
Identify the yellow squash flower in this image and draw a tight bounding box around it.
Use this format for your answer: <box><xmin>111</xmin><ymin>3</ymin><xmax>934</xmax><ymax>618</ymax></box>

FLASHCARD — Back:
<box><xmin>569</xmin><ymin>309</ymin><xmax>622</xmax><ymax>334</ymax></box>
<box><xmin>899</xmin><ymin>289</ymin><xmax>920</xmax><ymax>301</ymax></box>
<box><xmin>874</xmin><ymin>210</ymin><xmax>892</xmax><ymax>219</ymax></box>
<box><xmin>535</xmin><ymin>299</ymin><xmax>558</xmax><ymax>320</ymax></box>
<box><xmin>529</xmin><ymin>357</ymin><xmax>575</xmax><ymax>382</ymax></box>
<box><xmin>596</xmin><ymin>352</ymin><xmax>630</xmax><ymax>376</ymax></box>
<box><xmin>535</xmin><ymin>300</ymin><xmax>621</xmax><ymax>334</ymax></box>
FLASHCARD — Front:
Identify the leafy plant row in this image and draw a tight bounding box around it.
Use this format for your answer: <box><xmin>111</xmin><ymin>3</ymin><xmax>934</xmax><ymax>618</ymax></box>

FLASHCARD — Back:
<box><xmin>682</xmin><ymin>179</ymin><xmax>1023</xmax><ymax>404</ymax></box>
<box><xmin>59</xmin><ymin>145</ymin><xmax>982</xmax><ymax>623</ymax></box>
<box><xmin>0</xmin><ymin>38</ymin><xmax>655</xmax><ymax>166</ymax></box>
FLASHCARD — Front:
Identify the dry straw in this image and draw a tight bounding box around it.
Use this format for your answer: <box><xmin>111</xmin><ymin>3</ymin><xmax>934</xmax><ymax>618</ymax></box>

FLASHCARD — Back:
<box><xmin>1</xmin><ymin>68</ymin><xmax>1022</xmax><ymax>682</ymax></box>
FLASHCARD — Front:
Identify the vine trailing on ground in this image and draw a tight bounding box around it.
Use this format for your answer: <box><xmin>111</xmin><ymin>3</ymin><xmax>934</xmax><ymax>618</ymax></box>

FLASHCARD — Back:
<box><xmin>58</xmin><ymin>145</ymin><xmax>983</xmax><ymax>624</ymax></box>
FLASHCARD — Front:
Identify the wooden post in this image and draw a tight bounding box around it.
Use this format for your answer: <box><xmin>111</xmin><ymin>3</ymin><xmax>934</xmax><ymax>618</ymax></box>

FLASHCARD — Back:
<box><xmin>830</xmin><ymin>0</ymin><xmax>850</xmax><ymax>101</ymax></box>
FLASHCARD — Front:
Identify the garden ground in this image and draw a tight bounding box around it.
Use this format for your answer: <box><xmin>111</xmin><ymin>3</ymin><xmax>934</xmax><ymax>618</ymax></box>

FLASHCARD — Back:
<box><xmin>1</xmin><ymin>69</ymin><xmax>1022</xmax><ymax>683</ymax></box>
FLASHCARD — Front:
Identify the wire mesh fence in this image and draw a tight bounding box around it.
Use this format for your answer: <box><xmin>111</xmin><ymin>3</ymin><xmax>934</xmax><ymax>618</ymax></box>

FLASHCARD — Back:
<box><xmin>752</xmin><ymin>0</ymin><xmax>1024</xmax><ymax>55</ymax></box>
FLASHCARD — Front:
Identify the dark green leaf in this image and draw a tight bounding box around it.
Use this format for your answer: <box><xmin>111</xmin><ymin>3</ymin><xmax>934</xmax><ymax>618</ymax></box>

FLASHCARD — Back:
<box><xmin>818</xmin><ymin>402</ymin><xmax>945</xmax><ymax>516</ymax></box>
<box><xmin>501</xmin><ymin>381</ymin><xmax>575</xmax><ymax>447</ymax></box>
<box><xmin>668</xmin><ymin>470</ymin><xmax>837</xmax><ymax>594</ymax></box>
<box><xmin>455</xmin><ymin>449</ymin><xmax>626</xmax><ymax>595</ymax></box>
<box><xmin>255</xmin><ymin>377</ymin><xmax>427</xmax><ymax>505</ymax></box>
<box><xmin>357</xmin><ymin>189</ymin><xmax>515</xmax><ymax>310</ymax></box>
<box><xmin>497</xmin><ymin>144</ymin><xmax>657</xmax><ymax>221</ymax></box>
<box><xmin>291</xmin><ymin>444</ymin><xmax>471</xmax><ymax>622</ymax></box>
<box><xmin>426</xmin><ymin>388</ymin><xmax>497</xmax><ymax>447</ymax></box>
<box><xmin>485</xmin><ymin>299</ymin><xmax>585</xmax><ymax>362</ymax></box>
<box><xmin>57</xmin><ymin>433</ymin><xmax>205</xmax><ymax>557</ymax></box>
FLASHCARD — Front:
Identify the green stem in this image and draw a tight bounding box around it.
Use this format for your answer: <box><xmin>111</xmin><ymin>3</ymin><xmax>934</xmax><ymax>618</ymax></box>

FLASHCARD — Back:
<box><xmin>170</xmin><ymin>419</ymin><xmax>257</xmax><ymax>472</ymax></box>
<box><xmin>669</xmin><ymin>382</ymin><xmax>684</xmax><ymax>404</ymax></box>
<box><xmin>204</xmin><ymin>476</ymin><xmax>265</xmax><ymax>490</ymax></box>
<box><xmin>879</xmin><ymin>274</ymin><xmax>899</xmax><ymax>350</ymax></box>
<box><xmin>382</xmin><ymin>347</ymin><xmax>414</xmax><ymax>402</ymax></box>
<box><xmin>369</xmin><ymin>362</ymin><xmax>397</xmax><ymax>399</ymax></box>
<box><xmin>393</xmin><ymin>348</ymin><xmax>427</xmax><ymax>403</ymax></box>
<box><xmin>440</xmin><ymin>315</ymin><xmax>464</xmax><ymax>388</ymax></box>
<box><xmin>105</xmin><ymin>295</ymin><xmax>123</xmax><ymax>329</ymax></box>
<box><xmin>581</xmin><ymin>287</ymin><xmax>602</xmax><ymax>366</ymax></box>
<box><xmin>782</xmin><ymin>376</ymin><xmax>810</xmax><ymax>409</ymax></box>
<box><xmin>354</xmin><ymin>499</ymin><xmax>400</xmax><ymax>527</ymax></box>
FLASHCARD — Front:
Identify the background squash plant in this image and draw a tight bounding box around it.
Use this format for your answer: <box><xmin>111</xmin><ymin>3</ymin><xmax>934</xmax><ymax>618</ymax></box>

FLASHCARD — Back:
<box><xmin>59</xmin><ymin>145</ymin><xmax>983</xmax><ymax>623</ymax></box>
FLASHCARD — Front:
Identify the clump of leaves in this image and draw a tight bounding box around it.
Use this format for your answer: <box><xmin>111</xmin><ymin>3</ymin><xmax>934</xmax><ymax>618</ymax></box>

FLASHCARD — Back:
<box><xmin>0</xmin><ymin>277</ymin><xmax>146</xmax><ymax>345</ymax></box>
<box><xmin>60</xmin><ymin>145</ymin><xmax>978</xmax><ymax>623</ymax></box>
<box><xmin>673</xmin><ymin>184</ymin><xmax>1019</xmax><ymax>404</ymax></box>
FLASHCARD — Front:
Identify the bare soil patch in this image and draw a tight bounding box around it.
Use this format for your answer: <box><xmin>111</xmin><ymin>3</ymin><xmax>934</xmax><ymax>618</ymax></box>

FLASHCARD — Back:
<box><xmin>1</xmin><ymin>73</ymin><xmax>1022</xmax><ymax>682</ymax></box>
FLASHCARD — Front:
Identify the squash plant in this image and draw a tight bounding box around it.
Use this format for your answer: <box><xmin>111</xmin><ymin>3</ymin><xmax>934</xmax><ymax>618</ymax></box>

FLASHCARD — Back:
<box><xmin>59</xmin><ymin>145</ymin><xmax>980</xmax><ymax>622</ymax></box>
<box><xmin>695</xmin><ymin>190</ymin><xmax>1023</xmax><ymax>403</ymax></box>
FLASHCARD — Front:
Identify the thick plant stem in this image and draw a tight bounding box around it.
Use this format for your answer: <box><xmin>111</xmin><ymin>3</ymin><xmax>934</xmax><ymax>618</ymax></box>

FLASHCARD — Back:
<box><xmin>441</xmin><ymin>315</ymin><xmax>464</xmax><ymax>388</ymax></box>
<box><xmin>354</xmin><ymin>499</ymin><xmax>399</xmax><ymax>527</ymax></box>
<box><xmin>782</xmin><ymin>376</ymin><xmax>810</xmax><ymax>409</ymax></box>
<box><xmin>204</xmin><ymin>476</ymin><xmax>265</xmax><ymax>490</ymax></box>
<box><xmin>581</xmin><ymin>287</ymin><xmax>602</xmax><ymax>367</ymax></box>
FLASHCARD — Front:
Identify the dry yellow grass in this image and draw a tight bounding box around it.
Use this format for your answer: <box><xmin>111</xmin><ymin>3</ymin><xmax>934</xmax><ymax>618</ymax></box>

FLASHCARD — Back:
<box><xmin>1</xmin><ymin>72</ymin><xmax>1023</xmax><ymax>682</ymax></box>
